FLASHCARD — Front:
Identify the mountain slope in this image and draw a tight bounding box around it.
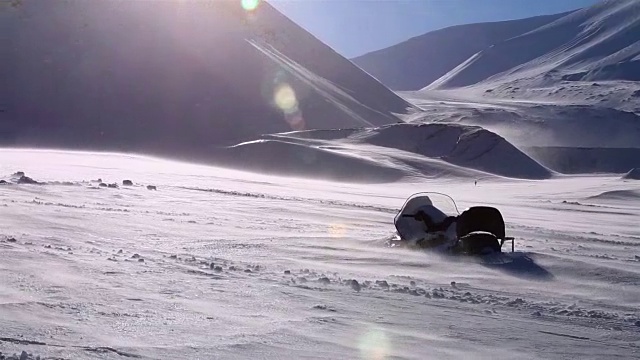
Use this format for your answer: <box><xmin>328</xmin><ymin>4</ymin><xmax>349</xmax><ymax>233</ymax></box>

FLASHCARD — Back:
<box><xmin>351</xmin><ymin>12</ymin><xmax>570</xmax><ymax>91</ymax></box>
<box><xmin>2</xmin><ymin>0</ymin><xmax>415</xmax><ymax>160</ymax></box>
<box><xmin>427</xmin><ymin>0</ymin><xmax>640</xmax><ymax>90</ymax></box>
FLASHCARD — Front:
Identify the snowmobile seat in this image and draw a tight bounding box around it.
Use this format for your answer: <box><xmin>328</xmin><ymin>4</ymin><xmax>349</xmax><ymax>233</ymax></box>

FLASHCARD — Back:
<box><xmin>456</xmin><ymin>206</ymin><xmax>514</xmax><ymax>252</ymax></box>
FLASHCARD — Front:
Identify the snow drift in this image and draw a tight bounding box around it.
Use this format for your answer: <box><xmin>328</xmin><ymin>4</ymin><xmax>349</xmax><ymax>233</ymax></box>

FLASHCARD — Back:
<box><xmin>353</xmin><ymin>123</ymin><xmax>552</xmax><ymax>179</ymax></box>
<box><xmin>428</xmin><ymin>104</ymin><xmax>640</xmax><ymax>149</ymax></box>
<box><xmin>2</xmin><ymin>0</ymin><xmax>414</xmax><ymax>157</ymax></box>
<box><xmin>213</xmin><ymin>139</ymin><xmax>407</xmax><ymax>183</ymax></box>
<box><xmin>526</xmin><ymin>147</ymin><xmax>640</xmax><ymax>174</ymax></box>
<box><xmin>216</xmin><ymin>123</ymin><xmax>552</xmax><ymax>181</ymax></box>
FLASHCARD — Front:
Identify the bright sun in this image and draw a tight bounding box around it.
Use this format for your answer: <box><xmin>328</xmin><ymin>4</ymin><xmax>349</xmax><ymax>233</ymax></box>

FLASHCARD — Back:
<box><xmin>241</xmin><ymin>0</ymin><xmax>260</xmax><ymax>11</ymax></box>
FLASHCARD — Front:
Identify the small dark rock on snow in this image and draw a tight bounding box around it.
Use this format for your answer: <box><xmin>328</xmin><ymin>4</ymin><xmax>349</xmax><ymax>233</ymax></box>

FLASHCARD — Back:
<box><xmin>107</xmin><ymin>183</ymin><xmax>118</xmax><ymax>188</ymax></box>
<box><xmin>284</xmin><ymin>270</ymin><xmax>291</xmax><ymax>275</ymax></box>
<box><xmin>350</xmin><ymin>279</ymin><xmax>361</xmax><ymax>292</ymax></box>
<box><xmin>99</xmin><ymin>182</ymin><xmax>108</xmax><ymax>187</ymax></box>
<box><xmin>147</xmin><ymin>185</ymin><xmax>157</xmax><ymax>190</ymax></box>
<box><xmin>6</xmin><ymin>237</ymin><xmax>17</xmax><ymax>243</ymax></box>
<box><xmin>17</xmin><ymin>175</ymin><xmax>39</xmax><ymax>184</ymax></box>
<box><xmin>0</xmin><ymin>180</ymin><xmax>7</xmax><ymax>184</ymax></box>
<box><xmin>122</xmin><ymin>180</ymin><xmax>133</xmax><ymax>186</ymax></box>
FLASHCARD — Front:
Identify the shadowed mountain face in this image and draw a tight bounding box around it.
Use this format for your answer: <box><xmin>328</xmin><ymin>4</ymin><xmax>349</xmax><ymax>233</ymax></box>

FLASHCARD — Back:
<box><xmin>351</xmin><ymin>12</ymin><xmax>569</xmax><ymax>91</ymax></box>
<box><xmin>2</xmin><ymin>0</ymin><xmax>414</xmax><ymax>161</ymax></box>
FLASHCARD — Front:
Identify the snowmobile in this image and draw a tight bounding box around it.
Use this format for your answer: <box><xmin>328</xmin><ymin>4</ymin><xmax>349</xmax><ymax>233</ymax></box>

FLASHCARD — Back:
<box><xmin>389</xmin><ymin>192</ymin><xmax>515</xmax><ymax>255</ymax></box>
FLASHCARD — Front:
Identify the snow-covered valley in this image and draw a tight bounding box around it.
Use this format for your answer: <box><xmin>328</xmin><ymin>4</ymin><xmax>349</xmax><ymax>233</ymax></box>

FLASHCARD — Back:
<box><xmin>1</xmin><ymin>150</ymin><xmax>639</xmax><ymax>359</ymax></box>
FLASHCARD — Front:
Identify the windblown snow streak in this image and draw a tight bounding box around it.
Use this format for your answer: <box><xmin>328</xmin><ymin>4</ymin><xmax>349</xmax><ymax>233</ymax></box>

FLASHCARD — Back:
<box><xmin>1</xmin><ymin>150</ymin><xmax>639</xmax><ymax>359</ymax></box>
<box><xmin>213</xmin><ymin>123</ymin><xmax>552</xmax><ymax>181</ymax></box>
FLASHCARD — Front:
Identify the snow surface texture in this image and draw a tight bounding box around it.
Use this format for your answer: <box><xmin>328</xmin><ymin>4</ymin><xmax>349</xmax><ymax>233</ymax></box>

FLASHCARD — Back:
<box><xmin>2</xmin><ymin>0</ymin><xmax>415</xmax><ymax>154</ymax></box>
<box><xmin>1</xmin><ymin>150</ymin><xmax>639</xmax><ymax>359</ymax></box>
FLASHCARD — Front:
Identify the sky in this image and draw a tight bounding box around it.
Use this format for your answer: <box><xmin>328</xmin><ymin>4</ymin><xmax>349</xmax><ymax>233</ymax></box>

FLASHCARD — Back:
<box><xmin>269</xmin><ymin>0</ymin><xmax>602</xmax><ymax>58</ymax></box>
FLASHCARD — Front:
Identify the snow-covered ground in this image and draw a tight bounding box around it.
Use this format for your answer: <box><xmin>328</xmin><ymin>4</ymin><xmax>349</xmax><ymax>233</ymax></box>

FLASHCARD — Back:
<box><xmin>1</xmin><ymin>149</ymin><xmax>639</xmax><ymax>359</ymax></box>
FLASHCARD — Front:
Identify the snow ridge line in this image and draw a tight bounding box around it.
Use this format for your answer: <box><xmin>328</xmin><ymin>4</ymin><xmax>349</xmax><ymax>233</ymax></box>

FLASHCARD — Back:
<box><xmin>0</xmin><ymin>337</ymin><xmax>141</xmax><ymax>358</ymax></box>
<box><xmin>176</xmin><ymin>186</ymin><xmax>398</xmax><ymax>214</ymax></box>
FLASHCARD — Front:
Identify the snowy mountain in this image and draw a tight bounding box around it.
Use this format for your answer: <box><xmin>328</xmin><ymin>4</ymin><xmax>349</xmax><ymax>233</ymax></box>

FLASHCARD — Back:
<box><xmin>3</xmin><ymin>0</ymin><xmax>560</xmax><ymax>182</ymax></box>
<box><xmin>351</xmin><ymin>12</ymin><xmax>569</xmax><ymax>91</ymax></box>
<box><xmin>354</xmin><ymin>0</ymin><xmax>640</xmax><ymax>114</ymax></box>
<box><xmin>426</xmin><ymin>0</ymin><xmax>640</xmax><ymax>91</ymax></box>
<box><xmin>2</xmin><ymin>0</ymin><xmax>415</xmax><ymax>158</ymax></box>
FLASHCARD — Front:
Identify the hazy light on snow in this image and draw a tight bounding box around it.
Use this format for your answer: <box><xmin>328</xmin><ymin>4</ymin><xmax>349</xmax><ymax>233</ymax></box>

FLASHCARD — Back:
<box><xmin>359</xmin><ymin>328</ymin><xmax>391</xmax><ymax>360</ymax></box>
<box><xmin>328</xmin><ymin>222</ymin><xmax>348</xmax><ymax>238</ymax></box>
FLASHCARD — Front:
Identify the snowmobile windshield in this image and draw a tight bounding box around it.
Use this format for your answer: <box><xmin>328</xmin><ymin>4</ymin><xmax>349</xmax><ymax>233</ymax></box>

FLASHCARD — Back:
<box><xmin>395</xmin><ymin>192</ymin><xmax>459</xmax><ymax>219</ymax></box>
<box><xmin>393</xmin><ymin>192</ymin><xmax>460</xmax><ymax>243</ymax></box>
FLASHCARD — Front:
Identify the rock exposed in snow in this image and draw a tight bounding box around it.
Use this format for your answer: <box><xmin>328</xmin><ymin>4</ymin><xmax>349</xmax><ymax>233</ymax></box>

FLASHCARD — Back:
<box><xmin>17</xmin><ymin>175</ymin><xmax>40</xmax><ymax>184</ymax></box>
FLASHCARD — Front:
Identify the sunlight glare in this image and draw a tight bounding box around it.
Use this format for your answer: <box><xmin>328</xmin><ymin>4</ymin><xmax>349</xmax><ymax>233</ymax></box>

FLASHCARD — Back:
<box><xmin>241</xmin><ymin>0</ymin><xmax>260</xmax><ymax>11</ymax></box>
<box><xmin>359</xmin><ymin>328</ymin><xmax>391</xmax><ymax>360</ymax></box>
<box><xmin>274</xmin><ymin>83</ymin><xmax>298</xmax><ymax>114</ymax></box>
<box><xmin>328</xmin><ymin>222</ymin><xmax>347</xmax><ymax>238</ymax></box>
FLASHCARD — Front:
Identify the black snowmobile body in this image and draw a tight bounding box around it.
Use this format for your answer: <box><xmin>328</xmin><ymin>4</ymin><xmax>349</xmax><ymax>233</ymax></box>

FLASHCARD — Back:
<box><xmin>390</xmin><ymin>192</ymin><xmax>515</xmax><ymax>256</ymax></box>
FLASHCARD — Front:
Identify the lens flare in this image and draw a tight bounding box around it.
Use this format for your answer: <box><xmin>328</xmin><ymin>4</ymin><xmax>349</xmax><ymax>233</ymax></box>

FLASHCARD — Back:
<box><xmin>274</xmin><ymin>84</ymin><xmax>298</xmax><ymax>114</ymax></box>
<box><xmin>358</xmin><ymin>328</ymin><xmax>391</xmax><ymax>360</ymax></box>
<box><xmin>328</xmin><ymin>223</ymin><xmax>347</xmax><ymax>238</ymax></box>
<box><xmin>285</xmin><ymin>113</ymin><xmax>306</xmax><ymax>131</ymax></box>
<box><xmin>241</xmin><ymin>0</ymin><xmax>260</xmax><ymax>11</ymax></box>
